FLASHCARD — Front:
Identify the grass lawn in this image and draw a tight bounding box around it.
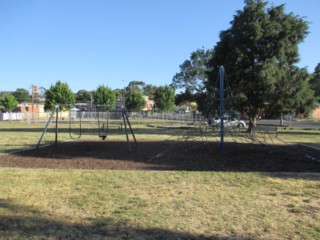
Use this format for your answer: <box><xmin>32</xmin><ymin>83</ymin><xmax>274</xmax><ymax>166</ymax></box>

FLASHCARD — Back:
<box><xmin>0</xmin><ymin>169</ymin><xmax>319</xmax><ymax>239</ymax></box>
<box><xmin>277</xmin><ymin>128</ymin><xmax>320</xmax><ymax>148</ymax></box>
<box><xmin>0</xmin><ymin>120</ymin><xmax>319</xmax><ymax>239</ymax></box>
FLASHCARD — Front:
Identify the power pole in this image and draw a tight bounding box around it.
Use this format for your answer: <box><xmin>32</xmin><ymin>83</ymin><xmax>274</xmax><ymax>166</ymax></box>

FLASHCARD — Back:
<box><xmin>31</xmin><ymin>85</ymin><xmax>38</xmax><ymax>122</ymax></box>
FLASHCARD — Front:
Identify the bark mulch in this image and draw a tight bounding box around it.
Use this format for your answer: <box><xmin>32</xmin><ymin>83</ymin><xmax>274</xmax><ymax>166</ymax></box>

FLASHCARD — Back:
<box><xmin>0</xmin><ymin>140</ymin><xmax>319</xmax><ymax>172</ymax></box>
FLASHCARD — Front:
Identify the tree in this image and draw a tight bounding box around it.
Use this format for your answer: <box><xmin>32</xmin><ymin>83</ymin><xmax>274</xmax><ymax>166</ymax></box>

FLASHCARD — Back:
<box><xmin>93</xmin><ymin>85</ymin><xmax>116</xmax><ymax>110</ymax></box>
<box><xmin>269</xmin><ymin>67</ymin><xmax>317</xmax><ymax>120</ymax></box>
<box><xmin>309</xmin><ymin>63</ymin><xmax>320</xmax><ymax>100</ymax></box>
<box><xmin>13</xmin><ymin>88</ymin><xmax>31</xmax><ymax>103</ymax></box>
<box><xmin>142</xmin><ymin>84</ymin><xmax>158</xmax><ymax>99</ymax></box>
<box><xmin>125</xmin><ymin>89</ymin><xmax>146</xmax><ymax>112</ymax></box>
<box><xmin>129</xmin><ymin>81</ymin><xmax>145</xmax><ymax>91</ymax></box>
<box><xmin>206</xmin><ymin>0</ymin><xmax>309</xmax><ymax>131</ymax></box>
<box><xmin>75</xmin><ymin>90</ymin><xmax>93</xmax><ymax>103</ymax></box>
<box><xmin>0</xmin><ymin>94</ymin><xmax>18</xmax><ymax>112</ymax></box>
<box><xmin>293</xmin><ymin>80</ymin><xmax>317</xmax><ymax>117</ymax></box>
<box><xmin>123</xmin><ymin>81</ymin><xmax>146</xmax><ymax>94</ymax></box>
<box><xmin>175</xmin><ymin>89</ymin><xmax>194</xmax><ymax>106</ymax></box>
<box><xmin>44</xmin><ymin>81</ymin><xmax>76</xmax><ymax>111</ymax></box>
<box><xmin>171</xmin><ymin>48</ymin><xmax>214</xmax><ymax>93</ymax></box>
<box><xmin>154</xmin><ymin>86</ymin><xmax>175</xmax><ymax>112</ymax></box>
<box><xmin>0</xmin><ymin>94</ymin><xmax>18</xmax><ymax>121</ymax></box>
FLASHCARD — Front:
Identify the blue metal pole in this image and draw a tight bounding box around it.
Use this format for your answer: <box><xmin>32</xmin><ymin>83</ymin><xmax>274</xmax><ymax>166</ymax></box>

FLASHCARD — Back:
<box><xmin>219</xmin><ymin>66</ymin><xmax>224</xmax><ymax>151</ymax></box>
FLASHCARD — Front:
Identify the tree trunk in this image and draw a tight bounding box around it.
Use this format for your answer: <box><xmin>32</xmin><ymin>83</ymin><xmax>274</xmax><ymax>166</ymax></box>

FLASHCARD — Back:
<box><xmin>247</xmin><ymin>116</ymin><xmax>256</xmax><ymax>134</ymax></box>
<box><xmin>280</xmin><ymin>112</ymin><xmax>284</xmax><ymax>126</ymax></box>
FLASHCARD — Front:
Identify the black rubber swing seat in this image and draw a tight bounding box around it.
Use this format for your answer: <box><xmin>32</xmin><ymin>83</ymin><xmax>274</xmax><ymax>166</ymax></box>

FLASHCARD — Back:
<box><xmin>99</xmin><ymin>135</ymin><xmax>107</xmax><ymax>140</ymax></box>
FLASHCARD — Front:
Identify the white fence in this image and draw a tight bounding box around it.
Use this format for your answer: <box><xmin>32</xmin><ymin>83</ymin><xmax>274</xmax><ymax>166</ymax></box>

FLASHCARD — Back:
<box><xmin>0</xmin><ymin>112</ymin><xmax>23</xmax><ymax>121</ymax></box>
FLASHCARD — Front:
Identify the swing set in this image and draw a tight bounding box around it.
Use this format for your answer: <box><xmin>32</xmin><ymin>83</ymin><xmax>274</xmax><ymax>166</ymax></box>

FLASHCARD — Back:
<box><xmin>36</xmin><ymin>105</ymin><xmax>137</xmax><ymax>151</ymax></box>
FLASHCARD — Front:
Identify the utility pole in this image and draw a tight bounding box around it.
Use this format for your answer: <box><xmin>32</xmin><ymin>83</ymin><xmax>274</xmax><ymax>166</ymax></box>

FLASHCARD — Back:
<box><xmin>31</xmin><ymin>85</ymin><xmax>34</xmax><ymax>122</ymax></box>
<box><xmin>31</xmin><ymin>85</ymin><xmax>38</xmax><ymax>122</ymax></box>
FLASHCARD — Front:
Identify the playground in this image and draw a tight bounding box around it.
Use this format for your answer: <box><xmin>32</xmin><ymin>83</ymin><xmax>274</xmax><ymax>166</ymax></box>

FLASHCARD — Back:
<box><xmin>2</xmin><ymin>69</ymin><xmax>319</xmax><ymax>172</ymax></box>
<box><xmin>0</xmin><ymin>110</ymin><xmax>319</xmax><ymax>172</ymax></box>
<box><xmin>0</xmin><ymin>92</ymin><xmax>319</xmax><ymax>240</ymax></box>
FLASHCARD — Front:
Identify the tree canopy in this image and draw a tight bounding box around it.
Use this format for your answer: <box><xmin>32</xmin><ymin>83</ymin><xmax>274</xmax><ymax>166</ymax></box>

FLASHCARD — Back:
<box><xmin>125</xmin><ymin>89</ymin><xmax>146</xmax><ymax>112</ymax></box>
<box><xmin>93</xmin><ymin>85</ymin><xmax>116</xmax><ymax>110</ymax></box>
<box><xmin>13</xmin><ymin>88</ymin><xmax>31</xmax><ymax>103</ymax></box>
<box><xmin>0</xmin><ymin>94</ymin><xmax>18</xmax><ymax>112</ymax></box>
<box><xmin>154</xmin><ymin>86</ymin><xmax>175</xmax><ymax>112</ymax></box>
<box><xmin>171</xmin><ymin>48</ymin><xmax>214</xmax><ymax>93</ymax></box>
<box><xmin>206</xmin><ymin>0</ymin><xmax>311</xmax><ymax>129</ymax></box>
<box><xmin>76</xmin><ymin>90</ymin><xmax>93</xmax><ymax>103</ymax></box>
<box><xmin>309</xmin><ymin>63</ymin><xmax>320</xmax><ymax>100</ymax></box>
<box><xmin>44</xmin><ymin>81</ymin><xmax>75</xmax><ymax>111</ymax></box>
<box><xmin>142</xmin><ymin>84</ymin><xmax>158</xmax><ymax>99</ymax></box>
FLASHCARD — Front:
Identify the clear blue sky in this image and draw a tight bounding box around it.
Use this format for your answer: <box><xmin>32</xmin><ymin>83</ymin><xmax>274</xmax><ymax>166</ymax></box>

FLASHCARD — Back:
<box><xmin>0</xmin><ymin>0</ymin><xmax>319</xmax><ymax>93</ymax></box>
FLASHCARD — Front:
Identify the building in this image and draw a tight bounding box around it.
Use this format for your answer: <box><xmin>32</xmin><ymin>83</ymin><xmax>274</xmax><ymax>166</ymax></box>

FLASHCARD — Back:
<box><xmin>311</xmin><ymin>102</ymin><xmax>320</xmax><ymax>119</ymax></box>
<box><xmin>15</xmin><ymin>103</ymin><xmax>45</xmax><ymax>114</ymax></box>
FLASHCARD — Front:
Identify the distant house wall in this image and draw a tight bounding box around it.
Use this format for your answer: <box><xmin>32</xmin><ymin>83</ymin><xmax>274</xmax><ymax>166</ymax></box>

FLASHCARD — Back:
<box><xmin>17</xmin><ymin>103</ymin><xmax>45</xmax><ymax>113</ymax></box>
<box><xmin>312</xmin><ymin>107</ymin><xmax>320</xmax><ymax>119</ymax></box>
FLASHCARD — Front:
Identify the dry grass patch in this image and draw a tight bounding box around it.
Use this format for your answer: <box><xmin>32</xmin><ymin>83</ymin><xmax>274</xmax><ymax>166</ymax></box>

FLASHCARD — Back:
<box><xmin>0</xmin><ymin>169</ymin><xmax>319</xmax><ymax>239</ymax></box>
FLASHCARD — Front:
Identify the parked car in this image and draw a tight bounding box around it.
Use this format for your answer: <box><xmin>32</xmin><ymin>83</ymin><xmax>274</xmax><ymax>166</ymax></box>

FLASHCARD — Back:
<box><xmin>208</xmin><ymin>116</ymin><xmax>246</xmax><ymax>128</ymax></box>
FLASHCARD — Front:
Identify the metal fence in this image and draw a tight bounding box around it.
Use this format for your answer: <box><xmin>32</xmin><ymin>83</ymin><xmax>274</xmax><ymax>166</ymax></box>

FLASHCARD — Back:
<box><xmin>0</xmin><ymin>111</ymin><xmax>207</xmax><ymax>125</ymax></box>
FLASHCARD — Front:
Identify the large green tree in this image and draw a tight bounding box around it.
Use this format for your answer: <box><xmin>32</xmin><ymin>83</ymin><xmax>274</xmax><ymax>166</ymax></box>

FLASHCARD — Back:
<box><xmin>125</xmin><ymin>89</ymin><xmax>146</xmax><ymax>112</ymax></box>
<box><xmin>309</xmin><ymin>63</ymin><xmax>320</xmax><ymax>100</ymax></box>
<box><xmin>0</xmin><ymin>94</ymin><xmax>18</xmax><ymax>113</ymax></box>
<box><xmin>44</xmin><ymin>81</ymin><xmax>75</xmax><ymax>111</ymax></box>
<box><xmin>154</xmin><ymin>86</ymin><xmax>175</xmax><ymax>112</ymax></box>
<box><xmin>13</xmin><ymin>88</ymin><xmax>31</xmax><ymax>103</ymax></box>
<box><xmin>93</xmin><ymin>85</ymin><xmax>116</xmax><ymax>110</ymax></box>
<box><xmin>206</xmin><ymin>0</ymin><xmax>310</xmax><ymax>131</ymax></box>
<box><xmin>171</xmin><ymin>48</ymin><xmax>214</xmax><ymax>93</ymax></box>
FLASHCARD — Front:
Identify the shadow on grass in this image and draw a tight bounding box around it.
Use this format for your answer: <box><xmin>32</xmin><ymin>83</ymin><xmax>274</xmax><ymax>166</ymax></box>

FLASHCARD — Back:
<box><xmin>0</xmin><ymin>199</ymin><xmax>254</xmax><ymax>240</ymax></box>
<box><xmin>1</xmin><ymin>141</ymin><xmax>319</xmax><ymax>173</ymax></box>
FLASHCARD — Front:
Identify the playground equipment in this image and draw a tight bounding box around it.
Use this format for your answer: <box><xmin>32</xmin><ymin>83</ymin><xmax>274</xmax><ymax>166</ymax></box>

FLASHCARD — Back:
<box><xmin>97</xmin><ymin>109</ymin><xmax>108</xmax><ymax>140</ymax></box>
<box><xmin>69</xmin><ymin>108</ymin><xmax>82</xmax><ymax>140</ymax></box>
<box><xmin>161</xmin><ymin>66</ymin><xmax>284</xmax><ymax>150</ymax></box>
<box><xmin>37</xmin><ymin>105</ymin><xmax>59</xmax><ymax>149</ymax></box>
<box><xmin>36</xmin><ymin>105</ymin><xmax>137</xmax><ymax>151</ymax></box>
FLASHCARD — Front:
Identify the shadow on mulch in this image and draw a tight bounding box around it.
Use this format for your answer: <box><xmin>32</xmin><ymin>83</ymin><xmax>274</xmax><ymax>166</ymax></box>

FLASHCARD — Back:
<box><xmin>0</xmin><ymin>140</ymin><xmax>319</xmax><ymax>172</ymax></box>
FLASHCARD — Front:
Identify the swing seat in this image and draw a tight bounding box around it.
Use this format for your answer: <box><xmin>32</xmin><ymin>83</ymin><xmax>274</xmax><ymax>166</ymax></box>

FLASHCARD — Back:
<box><xmin>99</xmin><ymin>135</ymin><xmax>107</xmax><ymax>140</ymax></box>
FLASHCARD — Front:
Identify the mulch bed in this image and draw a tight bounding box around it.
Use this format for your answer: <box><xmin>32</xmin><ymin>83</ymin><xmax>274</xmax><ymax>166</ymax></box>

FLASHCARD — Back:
<box><xmin>0</xmin><ymin>140</ymin><xmax>319</xmax><ymax>172</ymax></box>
